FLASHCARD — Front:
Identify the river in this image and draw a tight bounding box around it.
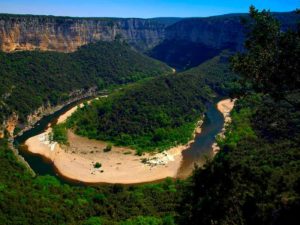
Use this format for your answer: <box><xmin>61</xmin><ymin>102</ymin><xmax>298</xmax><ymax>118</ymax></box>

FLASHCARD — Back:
<box><xmin>14</xmin><ymin>98</ymin><xmax>224</xmax><ymax>185</ymax></box>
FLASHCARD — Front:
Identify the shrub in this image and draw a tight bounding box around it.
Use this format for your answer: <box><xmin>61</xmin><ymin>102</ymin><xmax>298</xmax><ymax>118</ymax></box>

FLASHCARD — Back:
<box><xmin>103</xmin><ymin>144</ymin><xmax>112</xmax><ymax>152</ymax></box>
<box><xmin>94</xmin><ymin>162</ymin><xmax>102</xmax><ymax>168</ymax></box>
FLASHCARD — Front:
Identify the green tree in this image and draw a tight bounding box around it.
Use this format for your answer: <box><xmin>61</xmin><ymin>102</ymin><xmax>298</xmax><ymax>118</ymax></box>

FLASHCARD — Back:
<box><xmin>232</xmin><ymin>6</ymin><xmax>300</xmax><ymax>97</ymax></box>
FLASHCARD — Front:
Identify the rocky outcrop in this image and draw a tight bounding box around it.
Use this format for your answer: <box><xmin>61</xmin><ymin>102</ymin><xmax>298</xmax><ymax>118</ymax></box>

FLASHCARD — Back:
<box><xmin>5</xmin><ymin>112</ymin><xmax>18</xmax><ymax>136</ymax></box>
<box><xmin>0</xmin><ymin>15</ymin><xmax>171</xmax><ymax>52</ymax></box>
<box><xmin>25</xmin><ymin>87</ymin><xmax>98</xmax><ymax>127</ymax></box>
<box><xmin>0</xmin><ymin>87</ymin><xmax>99</xmax><ymax>138</ymax></box>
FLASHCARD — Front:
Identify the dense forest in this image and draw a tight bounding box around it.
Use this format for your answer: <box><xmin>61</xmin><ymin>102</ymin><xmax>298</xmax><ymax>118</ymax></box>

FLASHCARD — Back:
<box><xmin>180</xmin><ymin>7</ymin><xmax>300</xmax><ymax>225</ymax></box>
<box><xmin>0</xmin><ymin>138</ymin><xmax>181</xmax><ymax>225</ymax></box>
<box><xmin>0</xmin><ymin>7</ymin><xmax>299</xmax><ymax>225</ymax></box>
<box><xmin>0</xmin><ymin>41</ymin><xmax>171</xmax><ymax>125</ymax></box>
<box><xmin>66</xmin><ymin>50</ymin><xmax>238</xmax><ymax>153</ymax></box>
<box><xmin>180</xmin><ymin>51</ymin><xmax>240</xmax><ymax>96</ymax></box>
<box><xmin>66</xmin><ymin>72</ymin><xmax>212</xmax><ymax>153</ymax></box>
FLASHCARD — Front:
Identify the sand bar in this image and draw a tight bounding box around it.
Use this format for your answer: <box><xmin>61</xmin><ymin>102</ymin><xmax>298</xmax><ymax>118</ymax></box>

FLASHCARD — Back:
<box><xmin>25</xmin><ymin>98</ymin><xmax>232</xmax><ymax>184</ymax></box>
<box><xmin>212</xmin><ymin>99</ymin><xmax>236</xmax><ymax>155</ymax></box>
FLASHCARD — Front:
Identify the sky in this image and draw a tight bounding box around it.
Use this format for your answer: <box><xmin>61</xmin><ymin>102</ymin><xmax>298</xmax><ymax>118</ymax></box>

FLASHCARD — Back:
<box><xmin>0</xmin><ymin>0</ymin><xmax>298</xmax><ymax>18</ymax></box>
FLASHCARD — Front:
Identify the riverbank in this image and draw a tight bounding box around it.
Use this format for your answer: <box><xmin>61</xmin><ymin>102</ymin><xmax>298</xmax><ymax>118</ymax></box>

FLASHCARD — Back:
<box><xmin>26</xmin><ymin>129</ymin><xmax>190</xmax><ymax>184</ymax></box>
<box><xmin>25</xmin><ymin>127</ymin><xmax>202</xmax><ymax>184</ymax></box>
<box><xmin>24</xmin><ymin>98</ymin><xmax>233</xmax><ymax>184</ymax></box>
<box><xmin>24</xmin><ymin>96</ymin><xmax>203</xmax><ymax>184</ymax></box>
<box><xmin>212</xmin><ymin>99</ymin><xmax>235</xmax><ymax>155</ymax></box>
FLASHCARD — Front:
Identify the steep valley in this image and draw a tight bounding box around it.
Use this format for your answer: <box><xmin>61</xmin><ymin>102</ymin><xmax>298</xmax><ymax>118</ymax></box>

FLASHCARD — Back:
<box><xmin>1</xmin><ymin>12</ymin><xmax>299</xmax><ymax>70</ymax></box>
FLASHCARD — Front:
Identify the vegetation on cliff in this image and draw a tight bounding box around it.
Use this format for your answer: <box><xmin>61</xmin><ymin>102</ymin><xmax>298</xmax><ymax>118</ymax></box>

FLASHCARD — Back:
<box><xmin>0</xmin><ymin>41</ymin><xmax>171</xmax><ymax>126</ymax></box>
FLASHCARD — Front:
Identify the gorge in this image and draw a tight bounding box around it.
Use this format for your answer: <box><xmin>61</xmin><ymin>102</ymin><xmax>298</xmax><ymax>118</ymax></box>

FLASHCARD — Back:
<box><xmin>1</xmin><ymin>12</ymin><xmax>299</xmax><ymax>70</ymax></box>
<box><xmin>0</xmin><ymin>7</ymin><xmax>299</xmax><ymax>225</ymax></box>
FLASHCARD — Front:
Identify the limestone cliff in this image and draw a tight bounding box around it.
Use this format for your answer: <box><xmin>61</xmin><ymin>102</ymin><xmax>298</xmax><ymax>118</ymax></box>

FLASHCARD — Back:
<box><xmin>149</xmin><ymin>12</ymin><xmax>300</xmax><ymax>69</ymax></box>
<box><xmin>0</xmin><ymin>87</ymin><xmax>98</xmax><ymax>138</ymax></box>
<box><xmin>0</xmin><ymin>15</ymin><xmax>174</xmax><ymax>52</ymax></box>
<box><xmin>0</xmin><ymin>13</ymin><xmax>298</xmax><ymax>55</ymax></box>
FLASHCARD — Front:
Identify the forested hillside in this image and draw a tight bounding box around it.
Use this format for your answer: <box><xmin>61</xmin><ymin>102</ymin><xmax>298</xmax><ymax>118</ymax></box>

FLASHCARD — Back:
<box><xmin>67</xmin><ymin>72</ymin><xmax>215</xmax><ymax>153</ymax></box>
<box><xmin>181</xmin><ymin>8</ymin><xmax>300</xmax><ymax>225</ymax></box>
<box><xmin>0</xmin><ymin>41</ymin><xmax>171</xmax><ymax>126</ymax></box>
<box><xmin>66</xmin><ymin>49</ymin><xmax>239</xmax><ymax>153</ymax></box>
<box><xmin>180</xmin><ymin>51</ymin><xmax>240</xmax><ymax>95</ymax></box>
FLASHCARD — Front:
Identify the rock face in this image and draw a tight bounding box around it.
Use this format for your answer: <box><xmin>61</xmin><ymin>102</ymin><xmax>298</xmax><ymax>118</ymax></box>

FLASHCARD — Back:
<box><xmin>149</xmin><ymin>12</ymin><xmax>300</xmax><ymax>69</ymax></box>
<box><xmin>166</xmin><ymin>14</ymin><xmax>246</xmax><ymax>51</ymax></box>
<box><xmin>165</xmin><ymin>12</ymin><xmax>300</xmax><ymax>51</ymax></box>
<box><xmin>0</xmin><ymin>15</ymin><xmax>178</xmax><ymax>52</ymax></box>
<box><xmin>0</xmin><ymin>13</ymin><xmax>298</xmax><ymax>55</ymax></box>
<box><xmin>0</xmin><ymin>87</ymin><xmax>98</xmax><ymax>138</ymax></box>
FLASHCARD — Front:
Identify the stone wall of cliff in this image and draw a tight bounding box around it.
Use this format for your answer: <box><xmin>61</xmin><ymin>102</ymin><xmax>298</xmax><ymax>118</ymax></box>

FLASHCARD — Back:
<box><xmin>0</xmin><ymin>87</ymin><xmax>98</xmax><ymax>138</ymax></box>
<box><xmin>0</xmin><ymin>15</ymin><xmax>167</xmax><ymax>52</ymax></box>
<box><xmin>0</xmin><ymin>13</ymin><xmax>298</xmax><ymax>54</ymax></box>
<box><xmin>165</xmin><ymin>12</ymin><xmax>300</xmax><ymax>51</ymax></box>
<box><xmin>165</xmin><ymin>15</ymin><xmax>246</xmax><ymax>51</ymax></box>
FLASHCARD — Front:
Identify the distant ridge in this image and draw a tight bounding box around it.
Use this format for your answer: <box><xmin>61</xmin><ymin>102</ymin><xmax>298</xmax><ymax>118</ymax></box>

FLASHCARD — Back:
<box><xmin>0</xmin><ymin>11</ymin><xmax>298</xmax><ymax>68</ymax></box>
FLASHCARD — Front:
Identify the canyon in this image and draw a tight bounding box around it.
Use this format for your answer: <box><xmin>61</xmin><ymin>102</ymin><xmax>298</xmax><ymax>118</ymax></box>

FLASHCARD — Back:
<box><xmin>1</xmin><ymin>12</ymin><xmax>298</xmax><ymax>56</ymax></box>
<box><xmin>0</xmin><ymin>12</ymin><xmax>298</xmax><ymax>135</ymax></box>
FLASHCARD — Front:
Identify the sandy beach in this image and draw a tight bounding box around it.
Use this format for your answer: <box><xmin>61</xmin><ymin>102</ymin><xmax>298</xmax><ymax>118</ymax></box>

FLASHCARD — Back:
<box><xmin>26</xmin><ymin>129</ymin><xmax>186</xmax><ymax>184</ymax></box>
<box><xmin>25</xmin><ymin>98</ymin><xmax>232</xmax><ymax>184</ymax></box>
<box><xmin>212</xmin><ymin>99</ymin><xmax>236</xmax><ymax>155</ymax></box>
<box><xmin>25</xmin><ymin>96</ymin><xmax>201</xmax><ymax>184</ymax></box>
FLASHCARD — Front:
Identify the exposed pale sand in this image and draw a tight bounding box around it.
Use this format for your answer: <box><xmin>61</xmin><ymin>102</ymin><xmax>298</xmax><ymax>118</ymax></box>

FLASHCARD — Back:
<box><xmin>25</xmin><ymin>97</ymin><xmax>228</xmax><ymax>184</ymax></box>
<box><xmin>25</xmin><ymin>129</ymin><xmax>193</xmax><ymax>184</ymax></box>
<box><xmin>56</xmin><ymin>97</ymin><xmax>101</xmax><ymax>124</ymax></box>
<box><xmin>212</xmin><ymin>99</ymin><xmax>236</xmax><ymax>155</ymax></box>
<box><xmin>25</xmin><ymin>96</ymin><xmax>202</xmax><ymax>184</ymax></box>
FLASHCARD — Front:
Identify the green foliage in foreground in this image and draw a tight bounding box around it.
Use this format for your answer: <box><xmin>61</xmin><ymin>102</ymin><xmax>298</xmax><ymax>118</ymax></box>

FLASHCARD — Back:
<box><xmin>0</xmin><ymin>138</ymin><xmax>182</xmax><ymax>224</ymax></box>
<box><xmin>50</xmin><ymin>123</ymin><xmax>68</xmax><ymax>145</ymax></box>
<box><xmin>181</xmin><ymin>95</ymin><xmax>300</xmax><ymax>225</ymax></box>
<box><xmin>120</xmin><ymin>215</ymin><xmax>175</xmax><ymax>225</ymax></box>
<box><xmin>231</xmin><ymin>6</ymin><xmax>300</xmax><ymax>96</ymax></box>
<box><xmin>0</xmin><ymin>41</ymin><xmax>171</xmax><ymax>125</ymax></box>
<box><xmin>67</xmin><ymin>71</ymin><xmax>215</xmax><ymax>153</ymax></box>
<box><xmin>179</xmin><ymin>8</ymin><xmax>300</xmax><ymax>225</ymax></box>
<box><xmin>216</xmin><ymin>96</ymin><xmax>258</xmax><ymax>150</ymax></box>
